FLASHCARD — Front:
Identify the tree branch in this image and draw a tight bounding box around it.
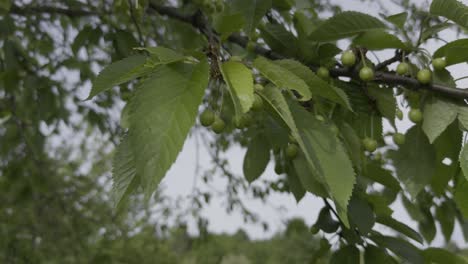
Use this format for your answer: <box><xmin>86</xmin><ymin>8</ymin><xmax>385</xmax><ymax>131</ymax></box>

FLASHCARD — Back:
<box><xmin>10</xmin><ymin>3</ymin><xmax>468</xmax><ymax>100</ymax></box>
<box><xmin>149</xmin><ymin>4</ymin><xmax>468</xmax><ymax>100</ymax></box>
<box><xmin>10</xmin><ymin>4</ymin><xmax>99</xmax><ymax>17</ymax></box>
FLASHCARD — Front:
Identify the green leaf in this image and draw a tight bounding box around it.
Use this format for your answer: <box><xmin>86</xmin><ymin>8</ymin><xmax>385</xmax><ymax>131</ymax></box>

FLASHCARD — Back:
<box><xmin>460</xmin><ymin>144</ymin><xmax>468</xmax><ymax>182</ymax></box>
<box><xmin>220</xmin><ymin>61</ymin><xmax>255</xmax><ymax>115</ymax></box>
<box><xmin>352</xmin><ymin>30</ymin><xmax>407</xmax><ymax>50</ymax></box>
<box><xmin>213</xmin><ymin>13</ymin><xmax>245</xmax><ymax>37</ymax></box>
<box><xmin>364</xmin><ymin>162</ymin><xmax>401</xmax><ymax>192</ymax></box>
<box><xmin>339</xmin><ymin>122</ymin><xmax>364</xmax><ymax>171</ymax></box>
<box><xmin>430</xmin><ymin>0</ymin><xmax>468</xmax><ymax>30</ymax></box>
<box><xmin>330</xmin><ymin>246</ymin><xmax>360</xmax><ymax>264</ymax></box>
<box><xmin>384</xmin><ymin>12</ymin><xmax>408</xmax><ymax>29</ymax></box>
<box><xmin>120</xmin><ymin>103</ymin><xmax>131</xmax><ymax>129</ymax></box>
<box><xmin>253</xmin><ymin>57</ymin><xmax>312</xmax><ymax>101</ymax></box>
<box><xmin>243</xmin><ymin>134</ymin><xmax>270</xmax><ymax>183</ymax></box>
<box><xmin>292</xmin><ymin>151</ymin><xmax>328</xmax><ymax>197</ymax></box>
<box><xmin>0</xmin><ymin>0</ymin><xmax>10</xmax><ymax>12</ymax></box>
<box><xmin>455</xmin><ymin>175</ymin><xmax>468</xmax><ymax>219</ymax></box>
<box><xmin>422</xmin><ymin>97</ymin><xmax>457</xmax><ymax>143</ymax></box>
<box><xmin>365</xmin><ymin>245</ymin><xmax>398</xmax><ymax>264</ymax></box>
<box><xmin>272</xmin><ymin>0</ymin><xmax>294</xmax><ymax>10</ymax></box>
<box><xmin>260</xmin><ymin>24</ymin><xmax>298</xmax><ymax>57</ymax></box>
<box><xmin>436</xmin><ymin>201</ymin><xmax>455</xmax><ymax>242</ymax></box>
<box><xmin>129</xmin><ymin>61</ymin><xmax>209</xmax><ymax>198</ymax></box>
<box><xmin>370</xmin><ymin>234</ymin><xmax>424</xmax><ymax>264</ymax></box>
<box><xmin>421</xmin><ymin>22</ymin><xmax>454</xmax><ymax>42</ymax></box>
<box><xmin>286</xmin><ymin>163</ymin><xmax>306</xmax><ymax>202</ymax></box>
<box><xmin>231</xmin><ymin>0</ymin><xmax>272</xmax><ymax>36</ymax></box>
<box><xmin>376</xmin><ymin>215</ymin><xmax>423</xmax><ymax>244</ymax></box>
<box><xmin>88</xmin><ymin>55</ymin><xmax>149</xmax><ymax>99</ymax></box>
<box><xmin>136</xmin><ymin>46</ymin><xmax>186</xmax><ymax>65</ymax></box>
<box><xmin>419</xmin><ymin>208</ymin><xmax>437</xmax><ymax>243</ymax></box>
<box><xmin>434</xmin><ymin>39</ymin><xmax>468</xmax><ymax>66</ymax></box>
<box><xmin>258</xmin><ymin>84</ymin><xmax>299</xmax><ymax>135</ymax></box>
<box><xmin>315</xmin><ymin>207</ymin><xmax>340</xmax><ymax>233</ymax></box>
<box><xmin>348</xmin><ymin>196</ymin><xmax>375</xmax><ymax>234</ymax></box>
<box><xmin>423</xmin><ymin>248</ymin><xmax>468</xmax><ymax>264</ymax></box>
<box><xmin>72</xmin><ymin>26</ymin><xmax>93</xmax><ymax>54</ymax></box>
<box><xmin>308</xmin><ymin>11</ymin><xmax>386</xmax><ymax>42</ymax></box>
<box><xmin>433</xmin><ymin>68</ymin><xmax>457</xmax><ymax>88</ymax></box>
<box><xmin>289</xmin><ymin>102</ymin><xmax>355</xmax><ymax>221</ymax></box>
<box><xmin>367</xmin><ymin>85</ymin><xmax>396</xmax><ymax>124</ymax></box>
<box><xmin>391</xmin><ymin>126</ymin><xmax>436</xmax><ymax>198</ymax></box>
<box><xmin>431</xmin><ymin>122</ymin><xmax>462</xmax><ymax>195</ymax></box>
<box><xmin>458</xmin><ymin>105</ymin><xmax>468</xmax><ymax>130</ymax></box>
<box><xmin>274</xmin><ymin>59</ymin><xmax>351</xmax><ymax>109</ymax></box>
<box><xmin>112</xmin><ymin>135</ymin><xmax>139</xmax><ymax>209</ymax></box>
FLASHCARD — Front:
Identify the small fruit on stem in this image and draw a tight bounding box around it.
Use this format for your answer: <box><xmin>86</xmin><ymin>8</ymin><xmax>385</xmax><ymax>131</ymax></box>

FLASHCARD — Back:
<box><xmin>254</xmin><ymin>83</ymin><xmax>264</xmax><ymax>92</ymax></box>
<box><xmin>417</xmin><ymin>69</ymin><xmax>432</xmax><ymax>84</ymax></box>
<box><xmin>432</xmin><ymin>57</ymin><xmax>447</xmax><ymax>71</ymax></box>
<box><xmin>396</xmin><ymin>62</ymin><xmax>409</xmax><ymax>75</ymax></box>
<box><xmin>409</xmin><ymin>108</ymin><xmax>423</xmax><ymax>123</ymax></box>
<box><xmin>200</xmin><ymin>109</ymin><xmax>215</xmax><ymax>127</ymax></box>
<box><xmin>285</xmin><ymin>144</ymin><xmax>299</xmax><ymax>159</ymax></box>
<box><xmin>396</xmin><ymin>109</ymin><xmax>403</xmax><ymax>120</ymax></box>
<box><xmin>341</xmin><ymin>50</ymin><xmax>356</xmax><ymax>67</ymax></box>
<box><xmin>211</xmin><ymin>116</ymin><xmax>226</xmax><ymax>133</ymax></box>
<box><xmin>246</xmin><ymin>41</ymin><xmax>256</xmax><ymax>53</ymax></box>
<box><xmin>359</xmin><ymin>66</ymin><xmax>374</xmax><ymax>81</ymax></box>
<box><xmin>393</xmin><ymin>133</ymin><xmax>405</xmax><ymax>145</ymax></box>
<box><xmin>362</xmin><ymin>137</ymin><xmax>378</xmax><ymax>152</ymax></box>
<box><xmin>233</xmin><ymin>115</ymin><xmax>246</xmax><ymax>129</ymax></box>
<box><xmin>317</xmin><ymin>67</ymin><xmax>330</xmax><ymax>80</ymax></box>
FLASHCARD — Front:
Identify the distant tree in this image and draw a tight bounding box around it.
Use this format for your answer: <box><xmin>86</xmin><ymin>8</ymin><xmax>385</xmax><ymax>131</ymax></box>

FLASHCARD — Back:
<box><xmin>3</xmin><ymin>0</ymin><xmax>468</xmax><ymax>263</ymax></box>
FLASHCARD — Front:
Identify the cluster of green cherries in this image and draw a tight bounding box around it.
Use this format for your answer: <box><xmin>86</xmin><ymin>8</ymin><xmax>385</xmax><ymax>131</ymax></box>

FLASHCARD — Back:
<box><xmin>194</xmin><ymin>0</ymin><xmax>224</xmax><ymax>14</ymax></box>
<box><xmin>199</xmin><ymin>84</ymin><xmax>265</xmax><ymax>134</ymax></box>
<box><xmin>316</xmin><ymin>50</ymin><xmax>446</xmax><ymax>153</ymax></box>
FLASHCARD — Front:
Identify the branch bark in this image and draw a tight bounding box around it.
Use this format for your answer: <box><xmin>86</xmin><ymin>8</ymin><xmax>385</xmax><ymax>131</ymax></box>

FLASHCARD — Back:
<box><xmin>10</xmin><ymin>4</ymin><xmax>99</xmax><ymax>17</ymax></box>
<box><xmin>149</xmin><ymin>4</ymin><xmax>468</xmax><ymax>100</ymax></box>
<box><xmin>10</xmin><ymin>3</ymin><xmax>468</xmax><ymax>100</ymax></box>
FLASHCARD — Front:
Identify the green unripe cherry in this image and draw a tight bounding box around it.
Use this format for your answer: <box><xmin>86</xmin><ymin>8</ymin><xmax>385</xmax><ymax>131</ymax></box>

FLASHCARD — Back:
<box><xmin>341</xmin><ymin>50</ymin><xmax>356</xmax><ymax>67</ymax></box>
<box><xmin>251</xmin><ymin>94</ymin><xmax>264</xmax><ymax>111</ymax></box>
<box><xmin>254</xmin><ymin>83</ymin><xmax>264</xmax><ymax>92</ymax></box>
<box><xmin>316</xmin><ymin>115</ymin><xmax>325</xmax><ymax>122</ymax></box>
<box><xmin>417</xmin><ymin>69</ymin><xmax>432</xmax><ymax>84</ymax></box>
<box><xmin>285</xmin><ymin>144</ymin><xmax>299</xmax><ymax>159</ymax></box>
<box><xmin>362</xmin><ymin>137</ymin><xmax>378</xmax><ymax>152</ymax></box>
<box><xmin>409</xmin><ymin>108</ymin><xmax>423</xmax><ymax>123</ymax></box>
<box><xmin>211</xmin><ymin>116</ymin><xmax>226</xmax><ymax>134</ymax></box>
<box><xmin>396</xmin><ymin>62</ymin><xmax>409</xmax><ymax>75</ymax></box>
<box><xmin>246</xmin><ymin>41</ymin><xmax>256</xmax><ymax>53</ymax></box>
<box><xmin>310</xmin><ymin>225</ymin><xmax>319</xmax><ymax>234</ymax></box>
<box><xmin>359</xmin><ymin>66</ymin><xmax>374</xmax><ymax>82</ymax></box>
<box><xmin>233</xmin><ymin>115</ymin><xmax>246</xmax><ymax>129</ymax></box>
<box><xmin>214</xmin><ymin>0</ymin><xmax>224</xmax><ymax>12</ymax></box>
<box><xmin>432</xmin><ymin>57</ymin><xmax>447</xmax><ymax>71</ymax></box>
<box><xmin>200</xmin><ymin>109</ymin><xmax>215</xmax><ymax>127</ymax></box>
<box><xmin>317</xmin><ymin>67</ymin><xmax>330</xmax><ymax>80</ymax></box>
<box><xmin>396</xmin><ymin>109</ymin><xmax>403</xmax><ymax>120</ymax></box>
<box><xmin>203</xmin><ymin>0</ymin><xmax>216</xmax><ymax>14</ymax></box>
<box><xmin>393</xmin><ymin>133</ymin><xmax>406</xmax><ymax>145</ymax></box>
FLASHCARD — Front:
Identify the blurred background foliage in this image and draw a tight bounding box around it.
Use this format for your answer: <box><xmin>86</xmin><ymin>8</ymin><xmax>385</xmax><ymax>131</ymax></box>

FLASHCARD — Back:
<box><xmin>2</xmin><ymin>0</ymin><xmax>468</xmax><ymax>263</ymax></box>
